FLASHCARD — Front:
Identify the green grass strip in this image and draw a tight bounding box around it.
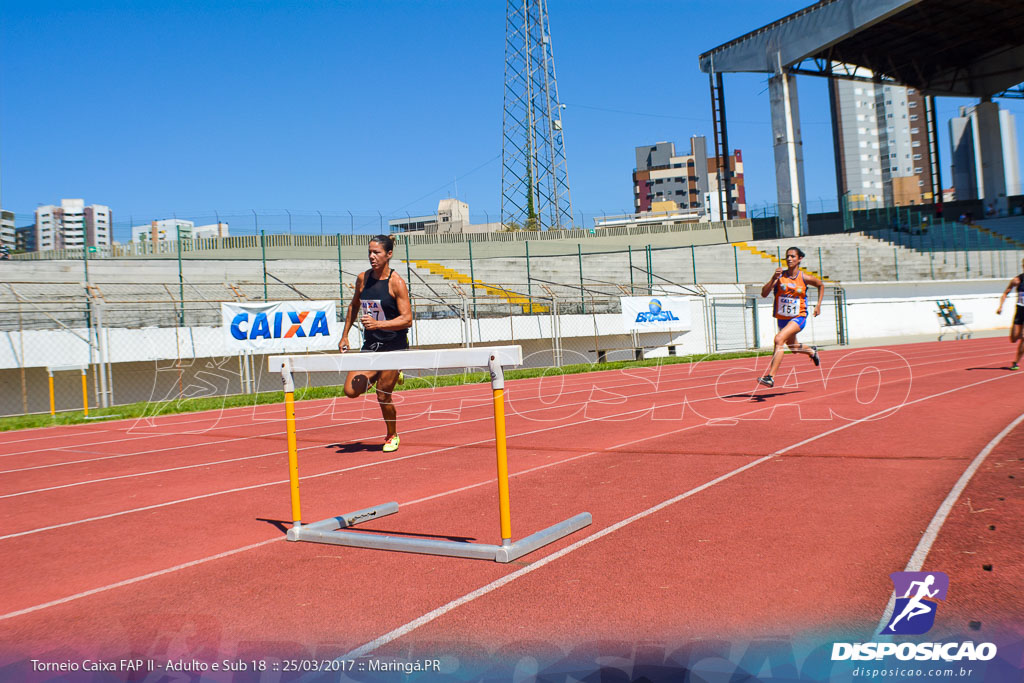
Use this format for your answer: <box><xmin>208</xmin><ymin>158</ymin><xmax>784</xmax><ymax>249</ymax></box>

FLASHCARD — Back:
<box><xmin>0</xmin><ymin>349</ymin><xmax>766</xmax><ymax>432</ymax></box>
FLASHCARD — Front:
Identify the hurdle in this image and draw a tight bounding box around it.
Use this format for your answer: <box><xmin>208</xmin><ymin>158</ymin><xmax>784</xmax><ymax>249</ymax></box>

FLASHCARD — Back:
<box><xmin>269</xmin><ymin>346</ymin><xmax>592</xmax><ymax>563</ymax></box>
<box><xmin>46</xmin><ymin>365</ymin><xmax>89</xmax><ymax>416</ymax></box>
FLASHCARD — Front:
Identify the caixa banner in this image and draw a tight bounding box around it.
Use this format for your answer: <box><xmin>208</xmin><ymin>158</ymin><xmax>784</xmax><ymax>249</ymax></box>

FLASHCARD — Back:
<box><xmin>620</xmin><ymin>296</ymin><xmax>692</xmax><ymax>332</ymax></box>
<box><xmin>221</xmin><ymin>301</ymin><xmax>338</xmax><ymax>352</ymax></box>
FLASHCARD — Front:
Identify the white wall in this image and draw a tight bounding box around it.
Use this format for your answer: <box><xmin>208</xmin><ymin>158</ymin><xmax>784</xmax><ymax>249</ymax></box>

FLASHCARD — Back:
<box><xmin>0</xmin><ymin>279</ymin><xmax>1012</xmax><ymax>373</ymax></box>
<box><xmin>750</xmin><ymin>278</ymin><xmax>1006</xmax><ymax>348</ymax></box>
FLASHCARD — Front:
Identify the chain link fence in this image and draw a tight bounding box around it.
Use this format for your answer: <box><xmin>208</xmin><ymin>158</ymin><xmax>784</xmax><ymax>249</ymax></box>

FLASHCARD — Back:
<box><xmin>1</xmin><ymin>278</ymin><xmax>772</xmax><ymax>417</ymax></box>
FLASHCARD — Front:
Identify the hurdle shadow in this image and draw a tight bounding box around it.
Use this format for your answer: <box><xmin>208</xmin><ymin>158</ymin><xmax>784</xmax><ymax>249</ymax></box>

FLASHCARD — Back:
<box><xmin>257</xmin><ymin>518</ymin><xmax>292</xmax><ymax>535</ymax></box>
<box><xmin>346</xmin><ymin>528</ymin><xmax>477</xmax><ymax>543</ymax></box>
<box><xmin>722</xmin><ymin>390</ymin><xmax>801</xmax><ymax>403</ymax></box>
<box><xmin>326</xmin><ymin>442</ymin><xmax>381</xmax><ymax>454</ymax></box>
<box><xmin>259</xmin><ymin>516</ymin><xmax>477</xmax><ymax>542</ymax></box>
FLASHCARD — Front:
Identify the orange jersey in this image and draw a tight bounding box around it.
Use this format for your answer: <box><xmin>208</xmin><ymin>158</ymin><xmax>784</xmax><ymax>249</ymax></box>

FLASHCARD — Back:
<box><xmin>774</xmin><ymin>270</ymin><xmax>807</xmax><ymax>319</ymax></box>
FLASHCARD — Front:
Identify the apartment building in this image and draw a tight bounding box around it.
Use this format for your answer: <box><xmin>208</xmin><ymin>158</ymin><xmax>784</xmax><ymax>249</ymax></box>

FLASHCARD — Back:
<box><xmin>832</xmin><ymin>80</ymin><xmax>934</xmax><ymax>208</ymax></box>
<box><xmin>633</xmin><ymin>137</ymin><xmax>745</xmax><ymax>219</ymax></box>
<box><xmin>34</xmin><ymin>199</ymin><xmax>112</xmax><ymax>250</ymax></box>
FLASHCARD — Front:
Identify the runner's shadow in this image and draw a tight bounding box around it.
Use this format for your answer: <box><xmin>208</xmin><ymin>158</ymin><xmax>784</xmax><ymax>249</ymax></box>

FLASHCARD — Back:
<box><xmin>722</xmin><ymin>390</ymin><xmax>801</xmax><ymax>403</ymax></box>
<box><xmin>965</xmin><ymin>367</ymin><xmax>1015</xmax><ymax>371</ymax></box>
<box><xmin>326</xmin><ymin>442</ymin><xmax>381</xmax><ymax>454</ymax></box>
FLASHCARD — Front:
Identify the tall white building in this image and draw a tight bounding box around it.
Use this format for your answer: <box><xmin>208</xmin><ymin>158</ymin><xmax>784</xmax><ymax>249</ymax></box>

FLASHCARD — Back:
<box><xmin>949</xmin><ymin>105</ymin><xmax>1021</xmax><ymax>203</ymax></box>
<box><xmin>832</xmin><ymin>80</ymin><xmax>934</xmax><ymax>208</ymax></box>
<box><xmin>35</xmin><ymin>199</ymin><xmax>112</xmax><ymax>251</ymax></box>
<box><xmin>0</xmin><ymin>210</ymin><xmax>14</xmax><ymax>252</ymax></box>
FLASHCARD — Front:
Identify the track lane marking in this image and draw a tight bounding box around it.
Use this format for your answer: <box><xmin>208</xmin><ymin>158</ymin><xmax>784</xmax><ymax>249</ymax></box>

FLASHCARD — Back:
<box><xmin>0</xmin><ymin>345</ymin><xmax>990</xmax><ymax>535</ymax></box>
<box><xmin>874</xmin><ymin>411</ymin><xmax>1024</xmax><ymax>635</ymax></box>
<box><xmin>0</xmin><ymin>360</ymin><xmax>1016</xmax><ymax>624</ymax></box>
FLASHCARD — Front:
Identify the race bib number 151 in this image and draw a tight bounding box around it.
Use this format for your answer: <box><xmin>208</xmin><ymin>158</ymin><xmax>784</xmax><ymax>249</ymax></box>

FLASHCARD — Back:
<box><xmin>778</xmin><ymin>296</ymin><xmax>801</xmax><ymax>317</ymax></box>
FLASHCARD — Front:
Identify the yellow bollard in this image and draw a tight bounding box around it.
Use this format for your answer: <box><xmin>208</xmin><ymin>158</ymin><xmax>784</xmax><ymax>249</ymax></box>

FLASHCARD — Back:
<box><xmin>492</xmin><ymin>387</ymin><xmax>512</xmax><ymax>542</ymax></box>
<box><xmin>80</xmin><ymin>370</ymin><xmax>88</xmax><ymax>417</ymax></box>
<box><xmin>48</xmin><ymin>374</ymin><xmax>55</xmax><ymax>416</ymax></box>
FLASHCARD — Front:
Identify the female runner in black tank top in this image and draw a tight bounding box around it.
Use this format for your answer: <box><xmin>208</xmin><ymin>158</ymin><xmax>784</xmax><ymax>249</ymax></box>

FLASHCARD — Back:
<box><xmin>339</xmin><ymin>235</ymin><xmax>412</xmax><ymax>452</ymax></box>
<box><xmin>995</xmin><ymin>258</ymin><xmax>1024</xmax><ymax>370</ymax></box>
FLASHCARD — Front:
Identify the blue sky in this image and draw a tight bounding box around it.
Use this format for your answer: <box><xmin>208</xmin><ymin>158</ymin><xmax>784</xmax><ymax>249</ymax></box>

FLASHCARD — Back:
<box><xmin>2</xmin><ymin>0</ymin><xmax>1023</xmax><ymax>238</ymax></box>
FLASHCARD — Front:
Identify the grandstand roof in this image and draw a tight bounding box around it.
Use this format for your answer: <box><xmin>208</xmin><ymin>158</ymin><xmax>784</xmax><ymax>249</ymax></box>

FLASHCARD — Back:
<box><xmin>699</xmin><ymin>0</ymin><xmax>1024</xmax><ymax>97</ymax></box>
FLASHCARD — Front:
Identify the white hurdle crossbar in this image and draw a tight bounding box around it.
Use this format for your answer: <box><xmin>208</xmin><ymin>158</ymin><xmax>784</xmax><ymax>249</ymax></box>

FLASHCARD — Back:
<box><xmin>269</xmin><ymin>345</ymin><xmax>591</xmax><ymax>563</ymax></box>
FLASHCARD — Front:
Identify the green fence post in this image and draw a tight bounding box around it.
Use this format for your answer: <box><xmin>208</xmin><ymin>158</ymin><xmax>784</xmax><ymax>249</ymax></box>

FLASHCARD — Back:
<box><xmin>939</xmin><ymin>219</ymin><xmax>944</xmax><ymax>261</ymax></box>
<box><xmin>894</xmin><ymin>247</ymin><xmax>899</xmax><ymax>282</ymax></box>
<box><xmin>929</xmin><ymin>252</ymin><xmax>934</xmax><ymax>279</ymax></box>
<box><xmin>337</xmin><ymin>234</ymin><xmax>344</xmax><ymax>305</ymax></box>
<box><xmin>857</xmin><ymin>246</ymin><xmax>862</xmax><ymax>281</ymax></box>
<box><xmin>578</xmin><ymin>243</ymin><xmax>585</xmax><ymax>313</ymax></box>
<box><xmin>469</xmin><ymin>239</ymin><xmax>476</xmax><ymax>317</ymax></box>
<box><xmin>733</xmin><ymin>245</ymin><xmax>739</xmax><ymax>283</ymax></box>
<box><xmin>405</xmin><ymin>235</ymin><xmax>412</xmax><ymax>298</ymax></box>
<box><xmin>646</xmin><ymin>245</ymin><xmax>653</xmax><ymax>294</ymax></box>
<box><xmin>818</xmin><ymin>246</ymin><xmax>824</xmax><ymax>279</ymax></box>
<box><xmin>690</xmin><ymin>244</ymin><xmax>697</xmax><ymax>283</ymax></box>
<box><xmin>83</xmin><ymin>234</ymin><xmax>91</xmax><ymax>329</ymax></box>
<box><xmin>177</xmin><ymin>225</ymin><xmax>185</xmax><ymax>326</ymax></box>
<box><xmin>525</xmin><ymin>241</ymin><xmax>532</xmax><ymax>311</ymax></box>
<box><xmin>260</xmin><ymin>230</ymin><xmax>268</xmax><ymax>300</ymax></box>
<box><xmin>628</xmin><ymin>245</ymin><xmax>635</xmax><ymax>293</ymax></box>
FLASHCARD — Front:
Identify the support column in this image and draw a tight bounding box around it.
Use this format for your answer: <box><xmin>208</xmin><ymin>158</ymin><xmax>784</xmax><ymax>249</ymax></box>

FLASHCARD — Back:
<box><xmin>769</xmin><ymin>71</ymin><xmax>807</xmax><ymax>237</ymax></box>
<box><xmin>975</xmin><ymin>99</ymin><xmax>1009</xmax><ymax>216</ymax></box>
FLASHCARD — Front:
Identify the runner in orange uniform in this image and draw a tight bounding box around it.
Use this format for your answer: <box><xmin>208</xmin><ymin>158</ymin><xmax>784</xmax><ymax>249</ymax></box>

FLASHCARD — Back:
<box><xmin>757</xmin><ymin>247</ymin><xmax>824</xmax><ymax>388</ymax></box>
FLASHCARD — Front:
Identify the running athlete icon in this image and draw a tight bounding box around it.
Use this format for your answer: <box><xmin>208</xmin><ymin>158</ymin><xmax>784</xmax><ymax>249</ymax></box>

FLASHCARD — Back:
<box><xmin>885</xmin><ymin>574</ymin><xmax>940</xmax><ymax>632</ymax></box>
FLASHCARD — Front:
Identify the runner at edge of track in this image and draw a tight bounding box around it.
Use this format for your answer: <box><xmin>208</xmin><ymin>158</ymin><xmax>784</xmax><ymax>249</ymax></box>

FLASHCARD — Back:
<box><xmin>995</xmin><ymin>258</ymin><xmax>1024</xmax><ymax>371</ymax></box>
<box><xmin>757</xmin><ymin>246</ymin><xmax>823</xmax><ymax>388</ymax></box>
<box><xmin>339</xmin><ymin>234</ymin><xmax>412</xmax><ymax>452</ymax></box>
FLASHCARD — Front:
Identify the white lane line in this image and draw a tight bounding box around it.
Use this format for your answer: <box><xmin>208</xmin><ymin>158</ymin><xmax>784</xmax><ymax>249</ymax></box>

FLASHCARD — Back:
<box><xmin>0</xmin><ymin>345</ymin><xmax>1003</xmax><ymax>537</ymax></box>
<box><xmin>0</xmin><ymin>341</ymin><xmax>984</xmax><ymax>457</ymax></box>
<box><xmin>0</xmin><ymin>538</ymin><xmax>283</xmax><ymax>622</ymax></box>
<box><xmin>0</xmin><ymin>344</ymin><xmax>994</xmax><ymax>485</ymax></box>
<box><xmin>337</xmin><ymin>371</ymin><xmax>1022</xmax><ymax>660</ymax></box>
<box><xmin>874</xmin><ymin>411</ymin><xmax>1024</xmax><ymax>636</ymax></box>
<box><xmin>0</xmin><ymin>361</ymin><xmax>1015</xmax><ymax>626</ymax></box>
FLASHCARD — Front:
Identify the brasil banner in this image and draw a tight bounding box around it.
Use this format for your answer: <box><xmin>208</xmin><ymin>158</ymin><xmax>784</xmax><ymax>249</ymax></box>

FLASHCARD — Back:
<box><xmin>620</xmin><ymin>296</ymin><xmax>692</xmax><ymax>332</ymax></box>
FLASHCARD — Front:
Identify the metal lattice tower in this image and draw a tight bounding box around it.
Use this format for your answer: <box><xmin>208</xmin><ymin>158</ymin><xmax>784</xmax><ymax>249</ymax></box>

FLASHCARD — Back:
<box><xmin>501</xmin><ymin>0</ymin><xmax>573</xmax><ymax>231</ymax></box>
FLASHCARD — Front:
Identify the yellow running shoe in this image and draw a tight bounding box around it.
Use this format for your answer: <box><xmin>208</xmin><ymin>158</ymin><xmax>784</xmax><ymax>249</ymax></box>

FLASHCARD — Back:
<box><xmin>383</xmin><ymin>434</ymin><xmax>400</xmax><ymax>452</ymax></box>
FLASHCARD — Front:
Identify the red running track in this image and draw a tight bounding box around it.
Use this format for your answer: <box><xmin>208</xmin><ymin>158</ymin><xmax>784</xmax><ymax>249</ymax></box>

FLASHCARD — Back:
<box><xmin>0</xmin><ymin>338</ymin><xmax>1021</xmax><ymax>672</ymax></box>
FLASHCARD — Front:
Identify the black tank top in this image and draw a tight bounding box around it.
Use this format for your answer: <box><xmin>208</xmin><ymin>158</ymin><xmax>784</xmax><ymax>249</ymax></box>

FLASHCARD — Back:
<box><xmin>1017</xmin><ymin>273</ymin><xmax>1024</xmax><ymax>307</ymax></box>
<box><xmin>360</xmin><ymin>269</ymin><xmax>408</xmax><ymax>350</ymax></box>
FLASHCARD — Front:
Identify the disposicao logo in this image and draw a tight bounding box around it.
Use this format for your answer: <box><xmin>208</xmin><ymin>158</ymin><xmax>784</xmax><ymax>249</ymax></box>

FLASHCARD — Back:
<box><xmin>831</xmin><ymin>571</ymin><xmax>997</xmax><ymax>662</ymax></box>
<box><xmin>635</xmin><ymin>298</ymin><xmax>679</xmax><ymax>323</ymax></box>
<box><xmin>884</xmin><ymin>571</ymin><xmax>947</xmax><ymax>635</ymax></box>
<box><xmin>230</xmin><ymin>310</ymin><xmax>331</xmax><ymax>340</ymax></box>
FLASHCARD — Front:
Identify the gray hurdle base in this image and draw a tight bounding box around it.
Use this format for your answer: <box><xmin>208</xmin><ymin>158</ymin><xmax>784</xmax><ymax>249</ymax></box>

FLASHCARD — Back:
<box><xmin>287</xmin><ymin>503</ymin><xmax>592</xmax><ymax>563</ymax></box>
<box><xmin>274</xmin><ymin>347</ymin><xmax>591</xmax><ymax>563</ymax></box>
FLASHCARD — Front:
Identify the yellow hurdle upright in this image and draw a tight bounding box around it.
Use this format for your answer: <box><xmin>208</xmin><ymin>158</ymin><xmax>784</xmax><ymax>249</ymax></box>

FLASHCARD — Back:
<box><xmin>80</xmin><ymin>370</ymin><xmax>88</xmax><ymax>417</ymax></box>
<box><xmin>46</xmin><ymin>365</ymin><xmax>89</xmax><ymax>418</ymax></box>
<box><xmin>492</xmin><ymin>385</ymin><xmax>512</xmax><ymax>544</ymax></box>
<box><xmin>271</xmin><ymin>347</ymin><xmax>591</xmax><ymax>563</ymax></box>
<box><xmin>281</xmin><ymin>359</ymin><xmax>302</xmax><ymax>525</ymax></box>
